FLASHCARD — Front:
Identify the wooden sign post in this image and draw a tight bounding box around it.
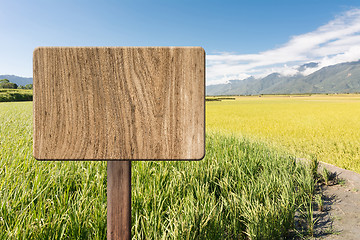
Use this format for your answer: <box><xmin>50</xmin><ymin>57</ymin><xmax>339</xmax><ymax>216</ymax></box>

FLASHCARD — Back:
<box><xmin>33</xmin><ymin>47</ymin><xmax>205</xmax><ymax>239</ymax></box>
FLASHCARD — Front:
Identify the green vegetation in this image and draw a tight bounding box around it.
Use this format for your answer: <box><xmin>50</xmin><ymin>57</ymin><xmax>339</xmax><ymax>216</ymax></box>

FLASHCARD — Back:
<box><xmin>207</xmin><ymin>94</ymin><xmax>360</xmax><ymax>173</ymax></box>
<box><xmin>206</xmin><ymin>97</ymin><xmax>236</xmax><ymax>101</ymax></box>
<box><xmin>0</xmin><ymin>89</ymin><xmax>33</xmax><ymax>102</ymax></box>
<box><xmin>0</xmin><ymin>102</ymin><xmax>106</xmax><ymax>239</ymax></box>
<box><xmin>18</xmin><ymin>83</ymin><xmax>33</xmax><ymax>89</ymax></box>
<box><xmin>1</xmin><ymin>78</ymin><xmax>32</xmax><ymax>91</ymax></box>
<box><xmin>0</xmin><ymin>78</ymin><xmax>33</xmax><ymax>102</ymax></box>
<box><xmin>0</xmin><ymin>102</ymin><xmax>317</xmax><ymax>239</ymax></box>
<box><xmin>0</xmin><ymin>79</ymin><xmax>18</xmax><ymax>89</ymax></box>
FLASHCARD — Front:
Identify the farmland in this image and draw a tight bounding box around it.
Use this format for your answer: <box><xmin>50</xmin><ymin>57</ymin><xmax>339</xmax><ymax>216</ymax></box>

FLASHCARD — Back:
<box><xmin>0</xmin><ymin>89</ymin><xmax>33</xmax><ymax>102</ymax></box>
<box><xmin>207</xmin><ymin>94</ymin><xmax>360</xmax><ymax>173</ymax></box>
<box><xmin>0</xmin><ymin>101</ymin><xmax>317</xmax><ymax>239</ymax></box>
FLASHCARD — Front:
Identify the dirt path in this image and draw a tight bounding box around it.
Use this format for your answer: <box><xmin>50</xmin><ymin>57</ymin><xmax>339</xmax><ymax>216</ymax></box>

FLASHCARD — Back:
<box><xmin>310</xmin><ymin>162</ymin><xmax>360</xmax><ymax>239</ymax></box>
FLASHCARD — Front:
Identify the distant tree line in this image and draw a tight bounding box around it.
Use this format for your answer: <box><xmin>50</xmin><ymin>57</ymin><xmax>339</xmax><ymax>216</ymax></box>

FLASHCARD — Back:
<box><xmin>0</xmin><ymin>79</ymin><xmax>33</xmax><ymax>89</ymax></box>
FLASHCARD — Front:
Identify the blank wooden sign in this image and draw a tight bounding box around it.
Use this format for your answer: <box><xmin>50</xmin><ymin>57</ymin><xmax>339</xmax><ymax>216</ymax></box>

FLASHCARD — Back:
<box><xmin>33</xmin><ymin>47</ymin><xmax>205</xmax><ymax>160</ymax></box>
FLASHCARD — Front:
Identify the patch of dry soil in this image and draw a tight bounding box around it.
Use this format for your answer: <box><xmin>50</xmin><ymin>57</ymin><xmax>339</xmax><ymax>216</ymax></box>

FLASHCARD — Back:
<box><xmin>310</xmin><ymin>162</ymin><xmax>360</xmax><ymax>239</ymax></box>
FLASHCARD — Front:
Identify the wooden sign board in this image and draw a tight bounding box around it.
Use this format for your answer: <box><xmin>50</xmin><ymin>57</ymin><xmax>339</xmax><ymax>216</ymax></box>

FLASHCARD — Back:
<box><xmin>33</xmin><ymin>47</ymin><xmax>205</xmax><ymax>160</ymax></box>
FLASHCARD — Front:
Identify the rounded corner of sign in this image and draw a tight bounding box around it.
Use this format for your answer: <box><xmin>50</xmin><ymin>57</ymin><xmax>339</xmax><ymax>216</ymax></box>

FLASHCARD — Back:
<box><xmin>192</xmin><ymin>46</ymin><xmax>205</xmax><ymax>55</ymax></box>
<box><xmin>33</xmin><ymin>47</ymin><xmax>43</xmax><ymax>56</ymax></box>
<box><xmin>33</xmin><ymin>149</ymin><xmax>48</xmax><ymax>161</ymax></box>
<box><xmin>193</xmin><ymin>151</ymin><xmax>205</xmax><ymax>161</ymax></box>
<box><xmin>33</xmin><ymin>154</ymin><xmax>44</xmax><ymax>161</ymax></box>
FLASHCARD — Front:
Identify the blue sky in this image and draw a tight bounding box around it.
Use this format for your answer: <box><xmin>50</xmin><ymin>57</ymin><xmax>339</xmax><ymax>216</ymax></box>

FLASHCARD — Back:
<box><xmin>1</xmin><ymin>0</ymin><xmax>360</xmax><ymax>85</ymax></box>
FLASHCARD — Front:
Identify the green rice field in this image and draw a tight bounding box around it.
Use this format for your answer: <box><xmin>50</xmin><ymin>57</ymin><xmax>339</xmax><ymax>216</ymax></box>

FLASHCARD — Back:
<box><xmin>0</xmin><ymin>100</ymin><xmax>324</xmax><ymax>239</ymax></box>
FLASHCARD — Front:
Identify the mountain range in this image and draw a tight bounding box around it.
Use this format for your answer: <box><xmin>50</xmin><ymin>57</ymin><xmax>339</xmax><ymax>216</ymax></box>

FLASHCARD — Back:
<box><xmin>2</xmin><ymin>60</ymin><xmax>360</xmax><ymax>95</ymax></box>
<box><xmin>206</xmin><ymin>60</ymin><xmax>360</xmax><ymax>95</ymax></box>
<box><xmin>0</xmin><ymin>75</ymin><xmax>33</xmax><ymax>87</ymax></box>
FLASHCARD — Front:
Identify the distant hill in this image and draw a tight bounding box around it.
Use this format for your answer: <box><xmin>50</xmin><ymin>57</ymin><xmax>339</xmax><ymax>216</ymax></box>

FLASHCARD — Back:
<box><xmin>0</xmin><ymin>75</ymin><xmax>33</xmax><ymax>87</ymax></box>
<box><xmin>206</xmin><ymin>60</ymin><xmax>360</xmax><ymax>95</ymax></box>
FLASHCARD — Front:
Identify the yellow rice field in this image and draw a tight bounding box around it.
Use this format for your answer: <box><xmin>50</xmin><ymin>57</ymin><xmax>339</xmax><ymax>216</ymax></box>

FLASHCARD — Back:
<box><xmin>206</xmin><ymin>94</ymin><xmax>360</xmax><ymax>173</ymax></box>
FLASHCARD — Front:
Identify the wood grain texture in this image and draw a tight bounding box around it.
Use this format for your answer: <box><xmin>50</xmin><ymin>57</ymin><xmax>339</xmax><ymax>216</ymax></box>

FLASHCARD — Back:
<box><xmin>107</xmin><ymin>161</ymin><xmax>131</xmax><ymax>240</ymax></box>
<box><xmin>33</xmin><ymin>47</ymin><xmax>205</xmax><ymax>160</ymax></box>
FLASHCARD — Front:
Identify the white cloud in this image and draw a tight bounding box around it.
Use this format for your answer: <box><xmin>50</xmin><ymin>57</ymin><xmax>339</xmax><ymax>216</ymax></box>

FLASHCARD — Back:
<box><xmin>206</xmin><ymin>8</ymin><xmax>360</xmax><ymax>85</ymax></box>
